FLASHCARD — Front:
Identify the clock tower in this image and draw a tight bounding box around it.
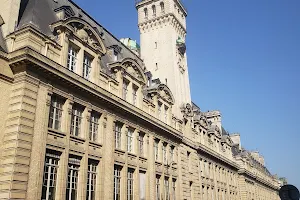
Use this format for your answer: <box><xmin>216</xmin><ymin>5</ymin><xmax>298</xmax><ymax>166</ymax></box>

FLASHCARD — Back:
<box><xmin>136</xmin><ymin>0</ymin><xmax>191</xmax><ymax>118</ymax></box>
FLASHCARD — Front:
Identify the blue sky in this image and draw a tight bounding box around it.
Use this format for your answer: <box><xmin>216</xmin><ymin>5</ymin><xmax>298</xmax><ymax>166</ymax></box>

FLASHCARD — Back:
<box><xmin>73</xmin><ymin>0</ymin><xmax>300</xmax><ymax>188</ymax></box>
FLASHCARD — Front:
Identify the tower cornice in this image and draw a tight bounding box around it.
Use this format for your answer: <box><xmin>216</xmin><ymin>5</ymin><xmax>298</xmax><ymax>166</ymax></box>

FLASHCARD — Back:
<box><xmin>138</xmin><ymin>13</ymin><xmax>186</xmax><ymax>36</ymax></box>
<box><xmin>136</xmin><ymin>0</ymin><xmax>187</xmax><ymax>16</ymax></box>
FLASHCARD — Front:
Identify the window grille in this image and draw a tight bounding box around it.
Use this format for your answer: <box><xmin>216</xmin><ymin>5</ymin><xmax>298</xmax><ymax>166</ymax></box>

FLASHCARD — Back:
<box><xmin>139</xmin><ymin>133</ymin><xmax>144</xmax><ymax>156</ymax></box>
<box><xmin>123</xmin><ymin>80</ymin><xmax>129</xmax><ymax>100</ymax></box>
<box><xmin>127</xmin><ymin>129</ymin><xmax>134</xmax><ymax>153</ymax></box>
<box><xmin>164</xmin><ymin>178</ymin><xmax>170</xmax><ymax>200</ymax></box>
<box><xmin>156</xmin><ymin>176</ymin><xmax>161</xmax><ymax>200</ymax></box>
<box><xmin>154</xmin><ymin>140</ymin><xmax>159</xmax><ymax>161</ymax></box>
<box><xmin>163</xmin><ymin>144</ymin><xmax>167</xmax><ymax>164</ymax></box>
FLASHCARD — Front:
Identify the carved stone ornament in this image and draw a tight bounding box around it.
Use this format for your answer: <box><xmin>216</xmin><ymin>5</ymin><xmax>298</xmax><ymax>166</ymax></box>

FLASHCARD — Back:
<box><xmin>181</xmin><ymin>103</ymin><xmax>194</xmax><ymax>119</ymax></box>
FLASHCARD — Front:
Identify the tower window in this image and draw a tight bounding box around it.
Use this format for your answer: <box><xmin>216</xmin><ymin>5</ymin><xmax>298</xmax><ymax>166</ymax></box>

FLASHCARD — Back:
<box><xmin>144</xmin><ymin>8</ymin><xmax>148</xmax><ymax>19</ymax></box>
<box><xmin>155</xmin><ymin>63</ymin><xmax>158</xmax><ymax>70</ymax></box>
<box><xmin>160</xmin><ymin>2</ymin><xmax>165</xmax><ymax>13</ymax></box>
<box><xmin>155</xmin><ymin>42</ymin><xmax>157</xmax><ymax>49</ymax></box>
<box><xmin>152</xmin><ymin>5</ymin><xmax>156</xmax><ymax>17</ymax></box>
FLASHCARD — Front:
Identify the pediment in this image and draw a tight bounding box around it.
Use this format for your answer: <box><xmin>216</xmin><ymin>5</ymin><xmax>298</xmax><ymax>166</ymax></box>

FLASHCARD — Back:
<box><xmin>51</xmin><ymin>17</ymin><xmax>106</xmax><ymax>54</ymax></box>
<box><xmin>122</xmin><ymin>58</ymin><xmax>147</xmax><ymax>84</ymax></box>
<box><xmin>157</xmin><ymin>84</ymin><xmax>175</xmax><ymax>105</ymax></box>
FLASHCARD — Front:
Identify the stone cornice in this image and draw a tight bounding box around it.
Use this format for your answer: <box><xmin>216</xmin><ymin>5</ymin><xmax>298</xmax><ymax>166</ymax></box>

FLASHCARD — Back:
<box><xmin>196</xmin><ymin>142</ymin><xmax>240</xmax><ymax>170</ymax></box>
<box><xmin>138</xmin><ymin>13</ymin><xmax>186</xmax><ymax>35</ymax></box>
<box><xmin>7</xmin><ymin>46</ymin><xmax>183</xmax><ymax>142</ymax></box>
<box><xmin>238</xmin><ymin>168</ymin><xmax>280</xmax><ymax>190</ymax></box>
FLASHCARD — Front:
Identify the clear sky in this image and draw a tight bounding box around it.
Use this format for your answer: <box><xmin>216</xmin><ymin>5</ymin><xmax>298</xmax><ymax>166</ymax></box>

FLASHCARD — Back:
<box><xmin>73</xmin><ymin>0</ymin><xmax>300</xmax><ymax>188</ymax></box>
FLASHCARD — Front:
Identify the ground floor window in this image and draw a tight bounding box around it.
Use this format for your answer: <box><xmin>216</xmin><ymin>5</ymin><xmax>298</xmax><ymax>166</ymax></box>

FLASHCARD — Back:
<box><xmin>42</xmin><ymin>152</ymin><xmax>60</xmax><ymax>200</ymax></box>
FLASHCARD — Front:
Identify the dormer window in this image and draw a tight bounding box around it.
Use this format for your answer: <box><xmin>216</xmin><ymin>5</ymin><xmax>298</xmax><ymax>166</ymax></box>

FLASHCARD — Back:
<box><xmin>83</xmin><ymin>54</ymin><xmax>92</xmax><ymax>80</ymax></box>
<box><xmin>158</xmin><ymin>102</ymin><xmax>162</xmax><ymax>120</ymax></box>
<box><xmin>113</xmin><ymin>50</ymin><xmax>118</xmax><ymax>62</ymax></box>
<box><xmin>67</xmin><ymin>45</ymin><xmax>78</xmax><ymax>72</ymax></box>
<box><xmin>123</xmin><ymin>79</ymin><xmax>129</xmax><ymax>100</ymax></box>
<box><xmin>152</xmin><ymin>5</ymin><xmax>156</xmax><ymax>17</ymax></box>
<box><xmin>160</xmin><ymin>2</ymin><xmax>165</xmax><ymax>14</ymax></box>
<box><xmin>132</xmin><ymin>85</ymin><xmax>138</xmax><ymax>106</ymax></box>
<box><xmin>164</xmin><ymin>106</ymin><xmax>168</xmax><ymax>123</ymax></box>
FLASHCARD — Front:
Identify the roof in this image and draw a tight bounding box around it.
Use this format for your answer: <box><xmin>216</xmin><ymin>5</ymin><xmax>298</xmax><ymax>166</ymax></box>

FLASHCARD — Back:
<box><xmin>16</xmin><ymin>0</ymin><xmax>144</xmax><ymax>76</ymax></box>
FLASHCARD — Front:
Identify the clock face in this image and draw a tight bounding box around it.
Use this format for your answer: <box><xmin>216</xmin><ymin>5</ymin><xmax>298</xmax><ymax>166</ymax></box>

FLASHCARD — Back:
<box><xmin>279</xmin><ymin>185</ymin><xmax>300</xmax><ymax>200</ymax></box>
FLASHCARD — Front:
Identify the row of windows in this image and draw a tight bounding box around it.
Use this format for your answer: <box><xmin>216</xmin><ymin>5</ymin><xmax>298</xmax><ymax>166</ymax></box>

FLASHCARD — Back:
<box><xmin>154</xmin><ymin>139</ymin><xmax>175</xmax><ymax>164</ymax></box>
<box><xmin>48</xmin><ymin>95</ymin><xmax>101</xmax><ymax>142</ymax></box>
<box><xmin>155</xmin><ymin>175</ymin><xmax>176</xmax><ymax>200</ymax></box>
<box><xmin>42</xmin><ymin>153</ymin><xmax>98</xmax><ymax>200</ymax></box>
<box><xmin>144</xmin><ymin>2</ymin><xmax>165</xmax><ymax>19</ymax></box>
<box><xmin>199</xmin><ymin>159</ymin><xmax>237</xmax><ymax>186</ymax></box>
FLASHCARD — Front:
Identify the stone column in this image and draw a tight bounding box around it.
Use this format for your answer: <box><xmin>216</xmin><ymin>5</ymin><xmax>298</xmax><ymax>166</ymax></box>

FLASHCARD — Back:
<box><xmin>56</xmin><ymin>97</ymin><xmax>73</xmax><ymax>199</ymax></box>
<box><xmin>101</xmin><ymin>114</ymin><xmax>115</xmax><ymax>200</ymax></box>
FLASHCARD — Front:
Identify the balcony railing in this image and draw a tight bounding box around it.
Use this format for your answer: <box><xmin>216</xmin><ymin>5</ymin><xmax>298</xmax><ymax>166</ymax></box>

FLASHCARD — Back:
<box><xmin>135</xmin><ymin>0</ymin><xmax>187</xmax><ymax>12</ymax></box>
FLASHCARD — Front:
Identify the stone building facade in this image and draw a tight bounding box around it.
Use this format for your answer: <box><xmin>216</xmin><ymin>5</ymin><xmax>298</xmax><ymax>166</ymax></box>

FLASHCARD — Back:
<box><xmin>0</xmin><ymin>0</ymin><xmax>281</xmax><ymax>199</ymax></box>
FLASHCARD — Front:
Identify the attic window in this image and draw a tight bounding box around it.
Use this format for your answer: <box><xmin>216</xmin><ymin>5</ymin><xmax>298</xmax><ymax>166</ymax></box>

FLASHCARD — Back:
<box><xmin>54</xmin><ymin>6</ymin><xmax>75</xmax><ymax>19</ymax></box>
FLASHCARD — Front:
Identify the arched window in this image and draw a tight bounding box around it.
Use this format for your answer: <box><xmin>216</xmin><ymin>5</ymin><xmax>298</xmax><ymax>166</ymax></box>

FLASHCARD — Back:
<box><xmin>152</xmin><ymin>5</ymin><xmax>156</xmax><ymax>17</ymax></box>
<box><xmin>144</xmin><ymin>8</ymin><xmax>148</xmax><ymax>19</ymax></box>
<box><xmin>160</xmin><ymin>2</ymin><xmax>165</xmax><ymax>13</ymax></box>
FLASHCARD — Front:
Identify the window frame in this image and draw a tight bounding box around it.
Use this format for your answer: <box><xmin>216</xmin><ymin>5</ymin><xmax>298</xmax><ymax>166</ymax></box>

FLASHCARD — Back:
<box><xmin>114</xmin><ymin>166</ymin><xmax>122</xmax><ymax>200</ymax></box>
<box><xmin>66</xmin><ymin>163</ymin><xmax>80</xmax><ymax>200</ymax></box>
<box><xmin>123</xmin><ymin>79</ymin><xmax>129</xmax><ymax>100</ymax></box>
<box><xmin>127</xmin><ymin>128</ymin><xmax>134</xmax><ymax>153</ymax></box>
<box><xmin>48</xmin><ymin>95</ymin><xmax>64</xmax><ymax>130</ymax></box>
<box><xmin>42</xmin><ymin>154</ymin><xmax>59</xmax><ymax>200</ymax></box>
<box><xmin>115</xmin><ymin>123</ymin><xmax>122</xmax><ymax>149</ymax></box>
<box><xmin>127</xmin><ymin>169</ymin><xmax>134</xmax><ymax>200</ymax></box>
<box><xmin>67</xmin><ymin>45</ymin><xmax>78</xmax><ymax>72</ymax></box>
<box><xmin>89</xmin><ymin>112</ymin><xmax>100</xmax><ymax>142</ymax></box>
<box><xmin>86</xmin><ymin>161</ymin><xmax>98</xmax><ymax>200</ymax></box>
<box><xmin>83</xmin><ymin>53</ymin><xmax>92</xmax><ymax>80</ymax></box>
<box><xmin>70</xmin><ymin>105</ymin><xmax>83</xmax><ymax>137</ymax></box>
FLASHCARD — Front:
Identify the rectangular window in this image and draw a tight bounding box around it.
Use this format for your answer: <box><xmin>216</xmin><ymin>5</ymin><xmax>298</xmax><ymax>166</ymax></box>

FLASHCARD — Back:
<box><xmin>89</xmin><ymin>112</ymin><xmax>100</xmax><ymax>142</ymax></box>
<box><xmin>163</xmin><ymin>144</ymin><xmax>167</xmax><ymax>164</ymax></box>
<box><xmin>156</xmin><ymin>176</ymin><xmax>161</xmax><ymax>200</ymax></box>
<box><xmin>48</xmin><ymin>96</ymin><xmax>63</xmax><ymax>130</ymax></box>
<box><xmin>127</xmin><ymin>129</ymin><xmax>134</xmax><ymax>153</ymax></box>
<box><xmin>172</xmin><ymin>179</ymin><xmax>176</xmax><ymax>200</ymax></box>
<box><xmin>154</xmin><ymin>140</ymin><xmax>159</xmax><ymax>162</ymax></box>
<box><xmin>123</xmin><ymin>80</ymin><xmax>129</xmax><ymax>100</ymax></box>
<box><xmin>71</xmin><ymin>105</ymin><xmax>83</xmax><ymax>137</ymax></box>
<box><xmin>86</xmin><ymin>161</ymin><xmax>97</xmax><ymax>200</ymax></box>
<box><xmin>132</xmin><ymin>86</ymin><xmax>138</xmax><ymax>106</ymax></box>
<box><xmin>114</xmin><ymin>166</ymin><xmax>122</xmax><ymax>200</ymax></box>
<box><xmin>42</xmin><ymin>153</ymin><xmax>59</xmax><ymax>200</ymax></box>
<box><xmin>170</xmin><ymin>147</ymin><xmax>174</xmax><ymax>162</ymax></box>
<box><xmin>158</xmin><ymin>102</ymin><xmax>162</xmax><ymax>119</ymax></box>
<box><xmin>67</xmin><ymin>46</ymin><xmax>77</xmax><ymax>72</ymax></box>
<box><xmin>115</xmin><ymin>123</ymin><xmax>122</xmax><ymax>149</ymax></box>
<box><xmin>66</xmin><ymin>162</ymin><xmax>79</xmax><ymax>200</ymax></box>
<box><xmin>164</xmin><ymin>178</ymin><xmax>169</xmax><ymax>200</ymax></box>
<box><xmin>127</xmin><ymin>169</ymin><xmax>134</xmax><ymax>200</ymax></box>
<box><xmin>83</xmin><ymin>54</ymin><xmax>92</xmax><ymax>80</ymax></box>
<box><xmin>139</xmin><ymin>171</ymin><xmax>146</xmax><ymax>200</ymax></box>
<box><xmin>138</xmin><ymin>133</ymin><xmax>144</xmax><ymax>157</ymax></box>
<box><xmin>164</xmin><ymin>106</ymin><xmax>168</xmax><ymax>123</ymax></box>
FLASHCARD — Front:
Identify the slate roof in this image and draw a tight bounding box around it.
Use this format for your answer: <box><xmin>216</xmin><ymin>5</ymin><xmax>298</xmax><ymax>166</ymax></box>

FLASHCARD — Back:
<box><xmin>16</xmin><ymin>0</ymin><xmax>144</xmax><ymax>76</ymax></box>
